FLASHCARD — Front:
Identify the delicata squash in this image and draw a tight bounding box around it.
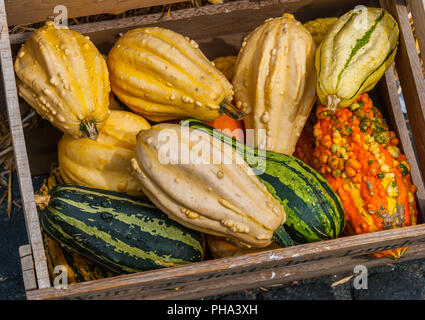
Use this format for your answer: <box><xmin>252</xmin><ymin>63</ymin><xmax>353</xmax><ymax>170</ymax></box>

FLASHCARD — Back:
<box><xmin>14</xmin><ymin>21</ymin><xmax>110</xmax><ymax>140</ymax></box>
<box><xmin>312</xmin><ymin>94</ymin><xmax>418</xmax><ymax>259</ymax></box>
<box><xmin>233</xmin><ymin>14</ymin><xmax>317</xmax><ymax>154</ymax></box>
<box><xmin>316</xmin><ymin>7</ymin><xmax>399</xmax><ymax>111</ymax></box>
<box><xmin>58</xmin><ymin>110</ymin><xmax>150</xmax><ymax>197</ymax></box>
<box><xmin>107</xmin><ymin>27</ymin><xmax>241</xmax><ymax>122</ymax></box>
<box><xmin>130</xmin><ymin>123</ymin><xmax>286</xmax><ymax>248</ymax></box>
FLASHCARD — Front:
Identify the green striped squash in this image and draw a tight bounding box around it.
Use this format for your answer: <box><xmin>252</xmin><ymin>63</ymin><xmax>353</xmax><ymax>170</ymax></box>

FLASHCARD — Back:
<box><xmin>316</xmin><ymin>7</ymin><xmax>399</xmax><ymax>111</ymax></box>
<box><xmin>39</xmin><ymin>185</ymin><xmax>205</xmax><ymax>274</ymax></box>
<box><xmin>181</xmin><ymin>119</ymin><xmax>346</xmax><ymax>245</ymax></box>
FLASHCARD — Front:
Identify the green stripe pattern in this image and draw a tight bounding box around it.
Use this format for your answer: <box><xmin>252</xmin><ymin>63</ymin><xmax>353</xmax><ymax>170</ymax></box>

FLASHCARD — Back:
<box><xmin>40</xmin><ymin>185</ymin><xmax>205</xmax><ymax>274</ymax></box>
<box><xmin>182</xmin><ymin>119</ymin><xmax>346</xmax><ymax>244</ymax></box>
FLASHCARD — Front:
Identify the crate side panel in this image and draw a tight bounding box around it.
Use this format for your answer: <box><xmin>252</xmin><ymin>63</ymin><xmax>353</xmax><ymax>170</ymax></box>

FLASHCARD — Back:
<box><xmin>6</xmin><ymin>0</ymin><xmax>185</xmax><ymax>26</ymax></box>
<box><xmin>26</xmin><ymin>224</ymin><xmax>425</xmax><ymax>300</ymax></box>
<box><xmin>0</xmin><ymin>0</ymin><xmax>50</xmax><ymax>289</ymax></box>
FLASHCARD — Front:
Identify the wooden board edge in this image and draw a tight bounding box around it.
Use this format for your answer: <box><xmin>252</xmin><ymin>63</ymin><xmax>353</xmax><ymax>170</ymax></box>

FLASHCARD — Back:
<box><xmin>8</xmin><ymin>0</ymin><xmax>271</xmax><ymax>46</ymax></box>
<box><xmin>19</xmin><ymin>245</ymin><xmax>37</xmax><ymax>292</ymax></box>
<box><xmin>25</xmin><ymin>224</ymin><xmax>425</xmax><ymax>300</ymax></box>
<box><xmin>381</xmin><ymin>0</ymin><xmax>425</xmax><ymax>180</ymax></box>
<box><xmin>5</xmin><ymin>0</ymin><xmax>186</xmax><ymax>27</ymax></box>
<box><xmin>379</xmin><ymin>65</ymin><xmax>425</xmax><ymax>217</ymax></box>
<box><xmin>0</xmin><ymin>0</ymin><xmax>50</xmax><ymax>290</ymax></box>
<box><xmin>406</xmin><ymin>0</ymin><xmax>425</xmax><ymax>67</ymax></box>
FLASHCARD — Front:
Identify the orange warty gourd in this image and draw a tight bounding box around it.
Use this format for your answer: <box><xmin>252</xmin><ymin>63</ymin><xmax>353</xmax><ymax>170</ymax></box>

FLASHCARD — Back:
<box><xmin>312</xmin><ymin>93</ymin><xmax>418</xmax><ymax>259</ymax></box>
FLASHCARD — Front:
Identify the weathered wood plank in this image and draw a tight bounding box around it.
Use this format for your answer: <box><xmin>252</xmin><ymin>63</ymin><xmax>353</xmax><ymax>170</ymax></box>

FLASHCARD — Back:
<box><xmin>9</xmin><ymin>0</ymin><xmax>378</xmax><ymax>51</ymax></box>
<box><xmin>22</xmin><ymin>269</ymin><xmax>37</xmax><ymax>292</ymax></box>
<box><xmin>5</xmin><ymin>0</ymin><xmax>186</xmax><ymax>26</ymax></box>
<box><xmin>19</xmin><ymin>244</ymin><xmax>32</xmax><ymax>258</ymax></box>
<box><xmin>26</xmin><ymin>224</ymin><xmax>425</xmax><ymax>299</ymax></box>
<box><xmin>0</xmin><ymin>0</ymin><xmax>50</xmax><ymax>289</ymax></box>
<box><xmin>379</xmin><ymin>66</ymin><xmax>425</xmax><ymax>218</ymax></box>
<box><xmin>381</xmin><ymin>0</ymin><xmax>425</xmax><ymax>182</ymax></box>
<box><xmin>406</xmin><ymin>0</ymin><xmax>425</xmax><ymax>66</ymax></box>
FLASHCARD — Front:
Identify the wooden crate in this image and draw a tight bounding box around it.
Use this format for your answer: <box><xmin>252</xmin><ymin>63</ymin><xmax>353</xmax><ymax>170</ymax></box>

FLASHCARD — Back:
<box><xmin>1</xmin><ymin>0</ymin><xmax>425</xmax><ymax>300</ymax></box>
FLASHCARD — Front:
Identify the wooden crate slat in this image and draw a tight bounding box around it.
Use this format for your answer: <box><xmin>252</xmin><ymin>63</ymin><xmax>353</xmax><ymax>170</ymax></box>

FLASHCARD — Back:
<box><xmin>381</xmin><ymin>0</ymin><xmax>425</xmax><ymax>183</ymax></box>
<box><xmin>379</xmin><ymin>66</ymin><xmax>425</xmax><ymax>217</ymax></box>
<box><xmin>3</xmin><ymin>0</ymin><xmax>425</xmax><ymax>299</ymax></box>
<box><xmin>5</xmin><ymin>0</ymin><xmax>187</xmax><ymax>26</ymax></box>
<box><xmin>25</xmin><ymin>224</ymin><xmax>425</xmax><ymax>299</ymax></box>
<box><xmin>406</xmin><ymin>0</ymin><xmax>425</xmax><ymax>67</ymax></box>
<box><xmin>0</xmin><ymin>0</ymin><xmax>50</xmax><ymax>290</ymax></box>
<box><xmin>8</xmin><ymin>0</ymin><xmax>377</xmax><ymax>50</ymax></box>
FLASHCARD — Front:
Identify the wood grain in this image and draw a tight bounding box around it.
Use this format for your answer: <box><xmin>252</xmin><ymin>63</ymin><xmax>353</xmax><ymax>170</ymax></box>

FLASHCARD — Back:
<box><xmin>406</xmin><ymin>0</ymin><xmax>425</xmax><ymax>66</ymax></box>
<box><xmin>26</xmin><ymin>224</ymin><xmax>425</xmax><ymax>299</ymax></box>
<box><xmin>5</xmin><ymin>0</ymin><xmax>185</xmax><ymax>26</ymax></box>
<box><xmin>379</xmin><ymin>66</ymin><xmax>425</xmax><ymax>218</ymax></box>
<box><xmin>381</xmin><ymin>0</ymin><xmax>425</xmax><ymax>181</ymax></box>
<box><xmin>5</xmin><ymin>0</ymin><xmax>425</xmax><ymax>299</ymax></box>
<box><xmin>19</xmin><ymin>245</ymin><xmax>38</xmax><ymax>292</ymax></box>
<box><xmin>0</xmin><ymin>0</ymin><xmax>50</xmax><ymax>290</ymax></box>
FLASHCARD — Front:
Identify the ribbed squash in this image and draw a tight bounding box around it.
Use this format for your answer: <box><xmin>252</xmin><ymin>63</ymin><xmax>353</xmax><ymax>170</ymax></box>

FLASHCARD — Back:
<box><xmin>233</xmin><ymin>14</ymin><xmax>317</xmax><ymax>154</ymax></box>
<box><xmin>40</xmin><ymin>185</ymin><xmax>205</xmax><ymax>273</ymax></box>
<box><xmin>316</xmin><ymin>7</ymin><xmax>399</xmax><ymax>111</ymax></box>
<box><xmin>43</xmin><ymin>232</ymin><xmax>114</xmax><ymax>284</ymax></box>
<box><xmin>107</xmin><ymin>27</ymin><xmax>240</xmax><ymax>122</ymax></box>
<box><xmin>14</xmin><ymin>21</ymin><xmax>110</xmax><ymax>140</ymax></box>
<box><xmin>303</xmin><ymin>17</ymin><xmax>338</xmax><ymax>45</ymax></box>
<box><xmin>212</xmin><ymin>56</ymin><xmax>237</xmax><ymax>81</ymax></box>
<box><xmin>207</xmin><ymin>235</ymin><xmax>280</xmax><ymax>259</ymax></box>
<box><xmin>205</xmin><ymin>57</ymin><xmax>245</xmax><ymax>141</ymax></box>
<box><xmin>130</xmin><ymin>123</ymin><xmax>286</xmax><ymax>248</ymax></box>
<box><xmin>58</xmin><ymin>110</ymin><xmax>150</xmax><ymax>197</ymax></box>
<box><xmin>312</xmin><ymin>94</ymin><xmax>418</xmax><ymax>259</ymax></box>
<box><xmin>183</xmin><ymin>119</ymin><xmax>345</xmax><ymax>245</ymax></box>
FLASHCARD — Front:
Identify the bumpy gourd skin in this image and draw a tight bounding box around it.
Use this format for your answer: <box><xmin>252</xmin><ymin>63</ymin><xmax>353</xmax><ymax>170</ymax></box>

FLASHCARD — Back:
<box><xmin>58</xmin><ymin>110</ymin><xmax>150</xmax><ymax>197</ymax></box>
<box><xmin>14</xmin><ymin>21</ymin><xmax>110</xmax><ymax>140</ymax></box>
<box><xmin>312</xmin><ymin>94</ymin><xmax>418</xmax><ymax>259</ymax></box>
<box><xmin>131</xmin><ymin>123</ymin><xmax>285</xmax><ymax>248</ymax></box>
<box><xmin>107</xmin><ymin>27</ymin><xmax>234</xmax><ymax>122</ymax></box>
<box><xmin>316</xmin><ymin>7</ymin><xmax>399</xmax><ymax>111</ymax></box>
<box><xmin>233</xmin><ymin>14</ymin><xmax>317</xmax><ymax>155</ymax></box>
<box><xmin>303</xmin><ymin>17</ymin><xmax>338</xmax><ymax>46</ymax></box>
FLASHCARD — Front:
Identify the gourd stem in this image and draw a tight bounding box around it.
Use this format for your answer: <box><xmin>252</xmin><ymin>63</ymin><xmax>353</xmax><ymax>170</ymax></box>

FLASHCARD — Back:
<box><xmin>219</xmin><ymin>99</ymin><xmax>246</xmax><ymax>120</ymax></box>
<box><xmin>327</xmin><ymin>94</ymin><xmax>342</xmax><ymax>114</ymax></box>
<box><xmin>34</xmin><ymin>194</ymin><xmax>51</xmax><ymax>210</ymax></box>
<box><xmin>272</xmin><ymin>225</ymin><xmax>295</xmax><ymax>247</ymax></box>
<box><xmin>80</xmin><ymin>120</ymin><xmax>99</xmax><ymax>141</ymax></box>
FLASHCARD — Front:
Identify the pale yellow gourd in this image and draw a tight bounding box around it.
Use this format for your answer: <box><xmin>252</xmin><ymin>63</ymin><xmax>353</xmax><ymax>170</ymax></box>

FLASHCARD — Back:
<box><xmin>233</xmin><ymin>14</ymin><xmax>317</xmax><ymax>154</ymax></box>
<box><xmin>14</xmin><ymin>21</ymin><xmax>110</xmax><ymax>140</ymax></box>
<box><xmin>58</xmin><ymin>110</ymin><xmax>150</xmax><ymax>197</ymax></box>
<box><xmin>130</xmin><ymin>123</ymin><xmax>285</xmax><ymax>248</ymax></box>
<box><xmin>107</xmin><ymin>27</ymin><xmax>240</xmax><ymax>122</ymax></box>
<box><xmin>316</xmin><ymin>7</ymin><xmax>399</xmax><ymax>111</ymax></box>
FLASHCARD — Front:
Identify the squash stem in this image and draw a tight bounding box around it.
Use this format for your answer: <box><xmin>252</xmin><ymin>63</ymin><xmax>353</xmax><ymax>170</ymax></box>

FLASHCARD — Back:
<box><xmin>272</xmin><ymin>225</ymin><xmax>295</xmax><ymax>247</ymax></box>
<box><xmin>34</xmin><ymin>194</ymin><xmax>51</xmax><ymax>210</ymax></box>
<box><xmin>219</xmin><ymin>99</ymin><xmax>246</xmax><ymax>120</ymax></box>
<box><xmin>80</xmin><ymin>120</ymin><xmax>99</xmax><ymax>141</ymax></box>
<box><xmin>327</xmin><ymin>94</ymin><xmax>341</xmax><ymax>114</ymax></box>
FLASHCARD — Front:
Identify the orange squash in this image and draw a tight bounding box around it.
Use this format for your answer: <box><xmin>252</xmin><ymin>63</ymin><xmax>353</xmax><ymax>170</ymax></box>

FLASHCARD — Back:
<box><xmin>312</xmin><ymin>93</ymin><xmax>418</xmax><ymax>259</ymax></box>
<box><xmin>205</xmin><ymin>114</ymin><xmax>244</xmax><ymax>141</ymax></box>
